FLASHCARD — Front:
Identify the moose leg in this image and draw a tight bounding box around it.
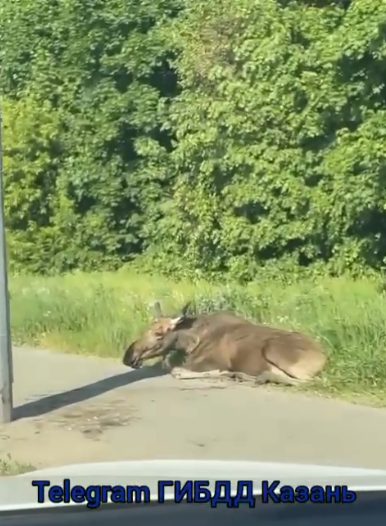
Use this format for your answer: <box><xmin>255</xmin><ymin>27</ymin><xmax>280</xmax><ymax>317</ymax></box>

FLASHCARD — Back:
<box><xmin>170</xmin><ymin>350</ymin><xmax>235</xmax><ymax>381</ymax></box>
<box><xmin>162</xmin><ymin>350</ymin><xmax>185</xmax><ymax>372</ymax></box>
<box><xmin>254</xmin><ymin>367</ymin><xmax>303</xmax><ymax>386</ymax></box>
<box><xmin>232</xmin><ymin>372</ymin><xmax>260</xmax><ymax>384</ymax></box>
<box><xmin>170</xmin><ymin>367</ymin><xmax>234</xmax><ymax>380</ymax></box>
<box><xmin>170</xmin><ymin>368</ymin><xmax>302</xmax><ymax>384</ymax></box>
<box><xmin>162</xmin><ymin>354</ymin><xmax>174</xmax><ymax>372</ymax></box>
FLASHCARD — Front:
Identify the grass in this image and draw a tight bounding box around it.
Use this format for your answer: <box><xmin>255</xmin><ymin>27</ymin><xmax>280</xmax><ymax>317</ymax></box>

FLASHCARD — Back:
<box><xmin>0</xmin><ymin>454</ymin><xmax>35</xmax><ymax>476</ymax></box>
<box><xmin>8</xmin><ymin>268</ymin><xmax>386</xmax><ymax>405</ymax></box>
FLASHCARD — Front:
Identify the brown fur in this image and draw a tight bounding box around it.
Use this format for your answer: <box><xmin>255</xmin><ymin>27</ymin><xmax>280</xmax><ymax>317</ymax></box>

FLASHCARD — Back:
<box><xmin>122</xmin><ymin>302</ymin><xmax>326</xmax><ymax>386</ymax></box>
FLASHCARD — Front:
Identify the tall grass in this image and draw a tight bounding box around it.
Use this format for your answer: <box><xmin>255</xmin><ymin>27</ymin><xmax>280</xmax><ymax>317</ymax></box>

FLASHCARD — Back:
<box><xmin>9</xmin><ymin>269</ymin><xmax>386</xmax><ymax>401</ymax></box>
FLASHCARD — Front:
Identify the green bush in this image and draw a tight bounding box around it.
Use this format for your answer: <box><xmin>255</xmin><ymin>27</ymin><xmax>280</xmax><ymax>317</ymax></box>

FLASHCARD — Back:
<box><xmin>1</xmin><ymin>0</ymin><xmax>386</xmax><ymax>279</ymax></box>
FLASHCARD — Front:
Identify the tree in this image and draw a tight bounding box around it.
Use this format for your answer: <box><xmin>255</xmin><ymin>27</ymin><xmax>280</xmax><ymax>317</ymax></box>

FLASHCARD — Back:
<box><xmin>1</xmin><ymin>0</ymin><xmax>178</xmax><ymax>272</ymax></box>
<box><xmin>147</xmin><ymin>0</ymin><xmax>386</xmax><ymax>280</ymax></box>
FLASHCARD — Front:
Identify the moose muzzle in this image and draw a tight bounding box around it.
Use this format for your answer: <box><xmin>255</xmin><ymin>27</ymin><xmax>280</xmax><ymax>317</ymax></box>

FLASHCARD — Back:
<box><xmin>122</xmin><ymin>342</ymin><xmax>143</xmax><ymax>369</ymax></box>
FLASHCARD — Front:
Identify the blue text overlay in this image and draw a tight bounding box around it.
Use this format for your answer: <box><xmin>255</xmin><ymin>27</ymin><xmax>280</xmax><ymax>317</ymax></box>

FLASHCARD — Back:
<box><xmin>31</xmin><ymin>479</ymin><xmax>357</xmax><ymax>509</ymax></box>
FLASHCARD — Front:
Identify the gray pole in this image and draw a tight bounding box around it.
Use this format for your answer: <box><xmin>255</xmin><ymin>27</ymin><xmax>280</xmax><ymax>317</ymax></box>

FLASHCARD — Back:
<box><xmin>0</xmin><ymin>98</ymin><xmax>13</xmax><ymax>423</ymax></box>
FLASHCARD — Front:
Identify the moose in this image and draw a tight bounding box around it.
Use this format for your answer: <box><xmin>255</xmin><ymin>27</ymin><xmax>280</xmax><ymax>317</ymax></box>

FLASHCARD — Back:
<box><xmin>122</xmin><ymin>301</ymin><xmax>327</xmax><ymax>385</ymax></box>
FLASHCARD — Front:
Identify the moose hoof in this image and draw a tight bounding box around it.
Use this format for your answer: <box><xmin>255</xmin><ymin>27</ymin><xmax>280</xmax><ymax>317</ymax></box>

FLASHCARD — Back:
<box><xmin>170</xmin><ymin>367</ymin><xmax>194</xmax><ymax>380</ymax></box>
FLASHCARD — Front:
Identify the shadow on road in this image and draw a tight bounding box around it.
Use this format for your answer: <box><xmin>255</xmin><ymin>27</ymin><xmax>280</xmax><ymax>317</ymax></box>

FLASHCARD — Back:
<box><xmin>13</xmin><ymin>366</ymin><xmax>166</xmax><ymax>421</ymax></box>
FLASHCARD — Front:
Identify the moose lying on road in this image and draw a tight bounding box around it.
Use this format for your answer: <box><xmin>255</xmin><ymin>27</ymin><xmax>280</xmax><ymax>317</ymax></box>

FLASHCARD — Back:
<box><xmin>122</xmin><ymin>301</ymin><xmax>326</xmax><ymax>386</ymax></box>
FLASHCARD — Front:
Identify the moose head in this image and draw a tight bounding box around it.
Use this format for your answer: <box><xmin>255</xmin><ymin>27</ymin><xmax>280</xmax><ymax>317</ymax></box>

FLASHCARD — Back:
<box><xmin>122</xmin><ymin>301</ymin><xmax>192</xmax><ymax>368</ymax></box>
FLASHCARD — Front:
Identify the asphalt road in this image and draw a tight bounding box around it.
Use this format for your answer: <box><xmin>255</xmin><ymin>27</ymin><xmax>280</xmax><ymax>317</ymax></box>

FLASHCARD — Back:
<box><xmin>0</xmin><ymin>346</ymin><xmax>385</xmax><ymax>470</ymax></box>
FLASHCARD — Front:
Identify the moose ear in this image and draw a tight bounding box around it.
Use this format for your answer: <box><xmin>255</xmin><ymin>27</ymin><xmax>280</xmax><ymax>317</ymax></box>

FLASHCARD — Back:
<box><xmin>153</xmin><ymin>301</ymin><xmax>163</xmax><ymax>318</ymax></box>
<box><xmin>180</xmin><ymin>301</ymin><xmax>192</xmax><ymax>317</ymax></box>
<box><xmin>168</xmin><ymin>301</ymin><xmax>192</xmax><ymax>329</ymax></box>
<box><xmin>169</xmin><ymin>315</ymin><xmax>184</xmax><ymax>329</ymax></box>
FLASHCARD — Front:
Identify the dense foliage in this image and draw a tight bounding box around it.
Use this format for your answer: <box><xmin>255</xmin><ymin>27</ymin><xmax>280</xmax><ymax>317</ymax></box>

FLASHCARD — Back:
<box><xmin>1</xmin><ymin>0</ymin><xmax>386</xmax><ymax>280</ymax></box>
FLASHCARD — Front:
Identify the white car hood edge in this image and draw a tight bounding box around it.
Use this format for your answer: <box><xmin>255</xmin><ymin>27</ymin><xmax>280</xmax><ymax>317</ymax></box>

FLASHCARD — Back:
<box><xmin>0</xmin><ymin>459</ymin><xmax>385</xmax><ymax>512</ymax></box>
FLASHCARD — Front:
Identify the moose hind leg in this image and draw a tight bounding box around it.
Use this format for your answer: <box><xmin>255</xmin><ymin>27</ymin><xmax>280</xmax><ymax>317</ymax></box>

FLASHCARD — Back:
<box><xmin>255</xmin><ymin>366</ymin><xmax>304</xmax><ymax>386</ymax></box>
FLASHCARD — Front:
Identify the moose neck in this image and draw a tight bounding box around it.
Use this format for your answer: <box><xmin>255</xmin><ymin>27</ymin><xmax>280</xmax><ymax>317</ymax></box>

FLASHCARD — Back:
<box><xmin>158</xmin><ymin>328</ymin><xmax>198</xmax><ymax>354</ymax></box>
<box><xmin>169</xmin><ymin>329</ymin><xmax>199</xmax><ymax>354</ymax></box>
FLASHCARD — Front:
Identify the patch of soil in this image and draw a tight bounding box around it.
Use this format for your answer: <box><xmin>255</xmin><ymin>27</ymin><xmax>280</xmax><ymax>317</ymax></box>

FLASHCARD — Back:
<box><xmin>33</xmin><ymin>398</ymin><xmax>138</xmax><ymax>440</ymax></box>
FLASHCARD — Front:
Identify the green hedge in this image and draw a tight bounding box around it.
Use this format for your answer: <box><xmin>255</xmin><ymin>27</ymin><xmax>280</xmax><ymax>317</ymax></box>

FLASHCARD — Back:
<box><xmin>1</xmin><ymin>0</ymin><xmax>386</xmax><ymax>280</ymax></box>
